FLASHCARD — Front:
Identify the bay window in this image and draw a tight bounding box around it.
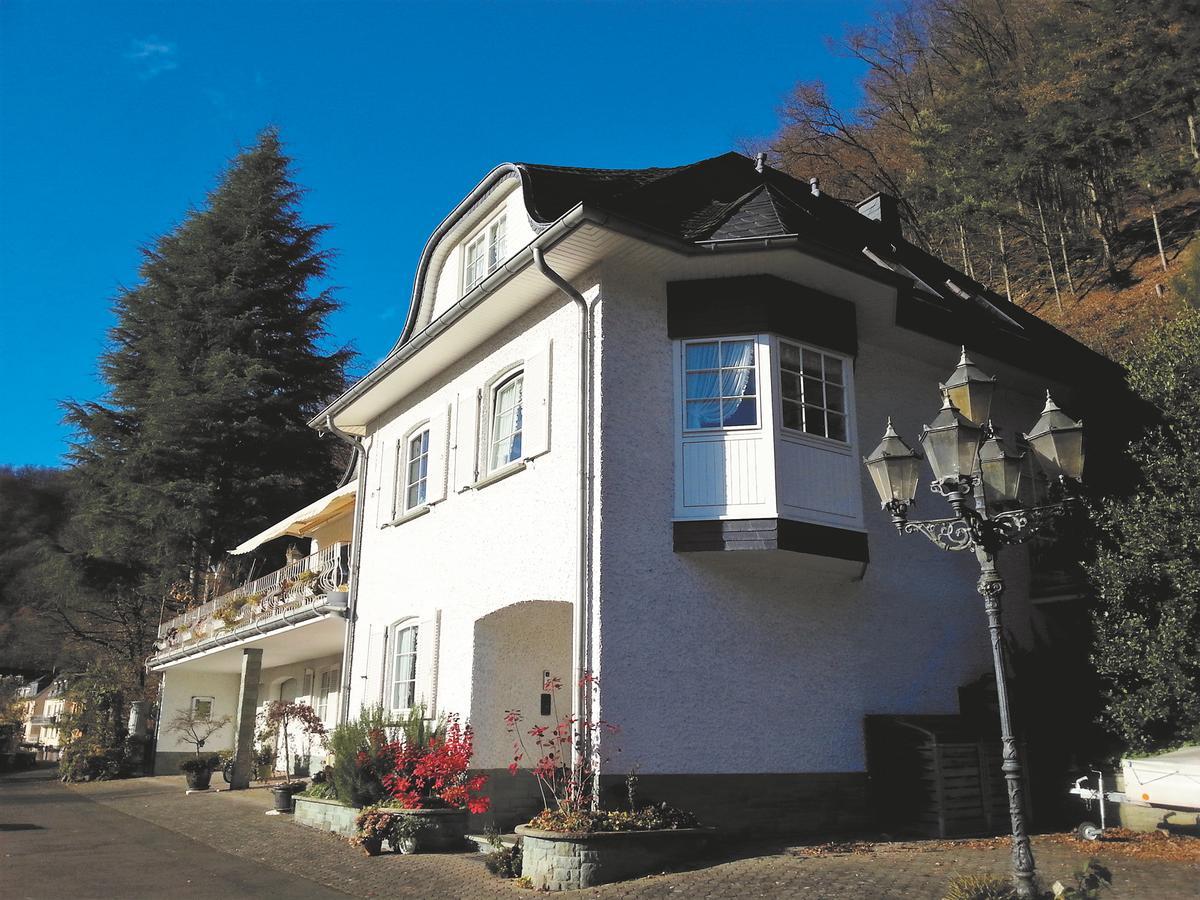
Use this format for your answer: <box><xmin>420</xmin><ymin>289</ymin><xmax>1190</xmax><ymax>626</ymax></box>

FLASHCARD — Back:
<box><xmin>683</xmin><ymin>337</ymin><xmax>758</xmax><ymax>430</ymax></box>
<box><xmin>778</xmin><ymin>341</ymin><xmax>848</xmax><ymax>442</ymax></box>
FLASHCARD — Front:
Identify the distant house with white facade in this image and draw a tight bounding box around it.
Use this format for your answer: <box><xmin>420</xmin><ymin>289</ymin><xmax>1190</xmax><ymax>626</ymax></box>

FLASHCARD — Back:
<box><xmin>150</xmin><ymin>152</ymin><xmax>1127</xmax><ymax>831</ymax></box>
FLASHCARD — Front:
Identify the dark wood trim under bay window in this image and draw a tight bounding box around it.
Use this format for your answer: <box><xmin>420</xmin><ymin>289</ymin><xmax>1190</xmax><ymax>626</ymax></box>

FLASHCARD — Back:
<box><xmin>673</xmin><ymin>517</ymin><xmax>869</xmax><ymax>562</ymax></box>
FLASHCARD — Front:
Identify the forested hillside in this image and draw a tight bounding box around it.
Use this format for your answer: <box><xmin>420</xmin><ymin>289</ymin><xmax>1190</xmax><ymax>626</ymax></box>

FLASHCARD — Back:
<box><xmin>767</xmin><ymin>0</ymin><xmax>1199</xmax><ymax>356</ymax></box>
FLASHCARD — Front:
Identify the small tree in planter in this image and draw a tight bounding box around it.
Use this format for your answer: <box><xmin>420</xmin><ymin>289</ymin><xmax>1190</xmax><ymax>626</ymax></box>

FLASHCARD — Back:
<box><xmin>165</xmin><ymin>706</ymin><xmax>232</xmax><ymax>790</ymax></box>
<box><xmin>263</xmin><ymin>700</ymin><xmax>326</xmax><ymax>810</ymax></box>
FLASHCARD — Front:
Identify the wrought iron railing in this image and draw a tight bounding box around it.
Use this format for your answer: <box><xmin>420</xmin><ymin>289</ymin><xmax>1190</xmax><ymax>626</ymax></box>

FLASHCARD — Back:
<box><xmin>154</xmin><ymin>543</ymin><xmax>350</xmax><ymax>651</ymax></box>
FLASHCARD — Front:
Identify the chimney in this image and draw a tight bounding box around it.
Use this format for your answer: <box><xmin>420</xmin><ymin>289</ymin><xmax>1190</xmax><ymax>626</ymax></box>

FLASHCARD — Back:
<box><xmin>856</xmin><ymin>192</ymin><xmax>900</xmax><ymax>236</ymax></box>
<box><xmin>809</xmin><ymin>177</ymin><xmax>820</xmax><ymax>197</ymax></box>
<box><xmin>755</xmin><ymin>152</ymin><xmax>766</xmax><ymax>174</ymax></box>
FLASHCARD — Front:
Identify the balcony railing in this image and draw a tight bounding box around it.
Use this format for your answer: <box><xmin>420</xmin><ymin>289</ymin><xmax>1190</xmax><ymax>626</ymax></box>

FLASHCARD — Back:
<box><xmin>153</xmin><ymin>543</ymin><xmax>350</xmax><ymax>656</ymax></box>
<box><xmin>29</xmin><ymin>715</ymin><xmax>57</xmax><ymax>726</ymax></box>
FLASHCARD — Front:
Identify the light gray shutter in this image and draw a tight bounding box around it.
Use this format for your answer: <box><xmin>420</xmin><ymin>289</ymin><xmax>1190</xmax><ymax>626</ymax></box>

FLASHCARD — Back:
<box><xmin>360</xmin><ymin>624</ymin><xmax>389</xmax><ymax>713</ymax></box>
<box><xmin>414</xmin><ymin>609</ymin><xmax>442</xmax><ymax>720</ymax></box>
<box><xmin>425</xmin><ymin>404</ymin><xmax>450</xmax><ymax>505</ymax></box>
<box><xmin>522</xmin><ymin>340</ymin><xmax>553</xmax><ymax>460</ymax></box>
<box><xmin>373</xmin><ymin>437</ymin><xmax>396</xmax><ymax>528</ymax></box>
<box><xmin>454</xmin><ymin>391</ymin><xmax>481</xmax><ymax>492</ymax></box>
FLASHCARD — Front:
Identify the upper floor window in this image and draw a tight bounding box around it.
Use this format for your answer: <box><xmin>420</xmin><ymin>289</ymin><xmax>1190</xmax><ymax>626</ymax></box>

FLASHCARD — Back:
<box><xmin>779</xmin><ymin>341</ymin><xmax>847</xmax><ymax>442</ymax></box>
<box><xmin>402</xmin><ymin>428</ymin><xmax>430</xmax><ymax>512</ymax></box>
<box><xmin>488</xmin><ymin>371</ymin><xmax>524</xmax><ymax>471</ymax></box>
<box><xmin>390</xmin><ymin>624</ymin><xmax>419</xmax><ymax>711</ymax></box>
<box><xmin>683</xmin><ymin>338</ymin><xmax>757</xmax><ymax>430</ymax></box>
<box><xmin>463</xmin><ymin>213</ymin><xmax>507</xmax><ymax>294</ymax></box>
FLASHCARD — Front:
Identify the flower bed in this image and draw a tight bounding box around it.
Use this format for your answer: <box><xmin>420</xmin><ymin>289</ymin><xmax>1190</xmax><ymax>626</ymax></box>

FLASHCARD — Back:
<box><xmin>515</xmin><ymin>825</ymin><xmax>714</xmax><ymax>890</ymax></box>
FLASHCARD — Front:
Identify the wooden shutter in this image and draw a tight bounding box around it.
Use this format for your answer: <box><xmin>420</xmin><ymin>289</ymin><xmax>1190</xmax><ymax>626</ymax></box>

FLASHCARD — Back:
<box><xmin>454</xmin><ymin>391</ymin><xmax>481</xmax><ymax>492</ymax></box>
<box><xmin>522</xmin><ymin>340</ymin><xmax>553</xmax><ymax>460</ymax></box>
<box><xmin>425</xmin><ymin>404</ymin><xmax>451</xmax><ymax>505</ymax></box>
<box><xmin>415</xmin><ymin>609</ymin><xmax>442</xmax><ymax>720</ymax></box>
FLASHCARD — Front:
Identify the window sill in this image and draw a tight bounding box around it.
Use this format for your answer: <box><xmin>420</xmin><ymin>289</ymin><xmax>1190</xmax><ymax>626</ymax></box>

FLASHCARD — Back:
<box><xmin>779</xmin><ymin>428</ymin><xmax>852</xmax><ymax>454</ymax></box>
<box><xmin>471</xmin><ymin>460</ymin><xmax>526</xmax><ymax>490</ymax></box>
<box><xmin>387</xmin><ymin>505</ymin><xmax>432</xmax><ymax>527</ymax></box>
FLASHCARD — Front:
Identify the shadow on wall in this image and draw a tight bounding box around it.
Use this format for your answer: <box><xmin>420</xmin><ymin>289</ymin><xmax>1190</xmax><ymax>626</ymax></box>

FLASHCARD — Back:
<box><xmin>470</xmin><ymin>599</ymin><xmax>573</xmax><ymax>828</ymax></box>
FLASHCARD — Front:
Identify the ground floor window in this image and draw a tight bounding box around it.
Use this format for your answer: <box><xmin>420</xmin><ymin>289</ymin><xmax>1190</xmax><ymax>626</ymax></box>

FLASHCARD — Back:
<box><xmin>390</xmin><ymin>623</ymin><xmax>419</xmax><ymax>712</ymax></box>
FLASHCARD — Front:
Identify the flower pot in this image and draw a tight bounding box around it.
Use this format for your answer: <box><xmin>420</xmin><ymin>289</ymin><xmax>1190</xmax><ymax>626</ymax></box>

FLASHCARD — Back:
<box><xmin>325</xmin><ymin>590</ymin><xmax>349</xmax><ymax>611</ymax></box>
<box><xmin>393</xmin><ymin>807</ymin><xmax>469</xmax><ymax>852</ymax></box>
<box><xmin>272</xmin><ymin>785</ymin><xmax>296</xmax><ymax>812</ymax></box>
<box><xmin>359</xmin><ymin>837</ymin><xmax>383</xmax><ymax>856</ymax></box>
<box><xmin>185</xmin><ymin>768</ymin><xmax>213</xmax><ymax>790</ymax></box>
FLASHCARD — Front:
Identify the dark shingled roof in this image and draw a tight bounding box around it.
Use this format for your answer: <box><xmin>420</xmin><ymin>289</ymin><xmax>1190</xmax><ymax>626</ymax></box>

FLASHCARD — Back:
<box><xmin>511</xmin><ymin>152</ymin><xmax>1124</xmax><ymax>386</ymax></box>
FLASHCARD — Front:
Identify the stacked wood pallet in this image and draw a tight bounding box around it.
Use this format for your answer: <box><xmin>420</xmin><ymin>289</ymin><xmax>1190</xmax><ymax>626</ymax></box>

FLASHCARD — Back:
<box><xmin>865</xmin><ymin>715</ymin><xmax>1032</xmax><ymax>838</ymax></box>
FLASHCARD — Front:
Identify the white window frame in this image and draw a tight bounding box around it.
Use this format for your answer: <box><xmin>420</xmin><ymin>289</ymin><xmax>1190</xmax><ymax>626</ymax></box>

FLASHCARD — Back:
<box><xmin>680</xmin><ymin>336</ymin><xmax>761</xmax><ymax>433</ymax></box>
<box><xmin>486</xmin><ymin>369</ymin><xmax>525</xmax><ymax>475</ymax></box>
<box><xmin>776</xmin><ymin>339</ymin><xmax>851</xmax><ymax>446</ymax></box>
<box><xmin>388</xmin><ymin>620</ymin><xmax>420</xmax><ymax>714</ymax></box>
<box><xmin>315</xmin><ymin>666</ymin><xmax>340</xmax><ymax>723</ymax></box>
<box><xmin>397</xmin><ymin>423</ymin><xmax>431</xmax><ymax>516</ymax></box>
<box><xmin>191</xmin><ymin>696</ymin><xmax>215</xmax><ymax>720</ymax></box>
<box><xmin>462</xmin><ymin>212</ymin><xmax>508</xmax><ymax>295</ymax></box>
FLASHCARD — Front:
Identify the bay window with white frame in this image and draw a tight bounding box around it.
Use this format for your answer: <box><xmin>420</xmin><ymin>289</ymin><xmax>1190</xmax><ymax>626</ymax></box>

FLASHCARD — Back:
<box><xmin>777</xmin><ymin>341</ymin><xmax>848</xmax><ymax>443</ymax></box>
<box><xmin>682</xmin><ymin>337</ymin><xmax>758</xmax><ymax>430</ymax></box>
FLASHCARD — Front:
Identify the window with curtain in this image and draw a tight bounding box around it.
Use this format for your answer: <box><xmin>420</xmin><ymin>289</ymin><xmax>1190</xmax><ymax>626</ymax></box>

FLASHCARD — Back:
<box><xmin>488</xmin><ymin>372</ymin><xmax>524</xmax><ymax>471</ymax></box>
<box><xmin>390</xmin><ymin>624</ymin><xmax>419</xmax><ymax>711</ymax></box>
<box><xmin>779</xmin><ymin>341</ymin><xmax>847</xmax><ymax>442</ymax></box>
<box><xmin>402</xmin><ymin>428</ymin><xmax>430</xmax><ymax>511</ymax></box>
<box><xmin>463</xmin><ymin>213</ymin><xmax>507</xmax><ymax>294</ymax></box>
<box><xmin>683</xmin><ymin>338</ymin><xmax>757</xmax><ymax>429</ymax></box>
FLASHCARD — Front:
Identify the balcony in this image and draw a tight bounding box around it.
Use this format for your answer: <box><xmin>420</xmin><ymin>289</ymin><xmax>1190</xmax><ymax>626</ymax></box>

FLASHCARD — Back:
<box><xmin>29</xmin><ymin>715</ymin><xmax>57</xmax><ymax>726</ymax></box>
<box><xmin>151</xmin><ymin>542</ymin><xmax>350</xmax><ymax>667</ymax></box>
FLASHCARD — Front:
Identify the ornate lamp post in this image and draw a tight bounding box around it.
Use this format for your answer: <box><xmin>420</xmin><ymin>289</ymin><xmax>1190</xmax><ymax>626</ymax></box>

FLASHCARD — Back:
<box><xmin>863</xmin><ymin>349</ymin><xmax>1085</xmax><ymax>900</ymax></box>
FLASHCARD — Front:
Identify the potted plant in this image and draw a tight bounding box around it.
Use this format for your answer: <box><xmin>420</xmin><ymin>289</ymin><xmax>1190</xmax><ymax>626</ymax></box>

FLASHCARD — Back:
<box><xmin>180</xmin><ymin>754</ymin><xmax>221</xmax><ymax>790</ymax></box>
<box><xmin>326</xmin><ymin>584</ymin><xmax>350</xmax><ymax>611</ymax></box>
<box><xmin>263</xmin><ymin>700</ymin><xmax>326</xmax><ymax>812</ymax></box>
<box><xmin>165</xmin><ymin>706</ymin><xmax>232</xmax><ymax>791</ymax></box>
<box><xmin>379</xmin><ymin>711</ymin><xmax>489</xmax><ymax>851</ymax></box>
<box><xmin>353</xmin><ymin>806</ymin><xmax>395</xmax><ymax>856</ymax></box>
<box><xmin>507</xmin><ymin>674</ymin><xmax>709</xmax><ymax>890</ymax></box>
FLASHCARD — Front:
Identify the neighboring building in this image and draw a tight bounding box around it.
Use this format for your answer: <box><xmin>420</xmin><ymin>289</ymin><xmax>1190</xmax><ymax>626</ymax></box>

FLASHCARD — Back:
<box><xmin>17</xmin><ymin>674</ymin><xmax>55</xmax><ymax>747</ymax></box>
<box><xmin>35</xmin><ymin>677</ymin><xmax>70</xmax><ymax>754</ymax></box>
<box><xmin>148</xmin><ymin>485</ymin><xmax>355</xmax><ymax>775</ymax></box>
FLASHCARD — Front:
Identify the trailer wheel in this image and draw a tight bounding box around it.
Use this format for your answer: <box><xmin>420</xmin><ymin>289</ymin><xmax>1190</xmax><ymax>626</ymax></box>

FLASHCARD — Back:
<box><xmin>1076</xmin><ymin>821</ymin><xmax>1103</xmax><ymax>841</ymax></box>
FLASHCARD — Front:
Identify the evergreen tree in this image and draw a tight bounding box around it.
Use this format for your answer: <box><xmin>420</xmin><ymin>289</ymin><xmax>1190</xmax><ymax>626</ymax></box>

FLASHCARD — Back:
<box><xmin>1086</xmin><ymin>242</ymin><xmax>1200</xmax><ymax>751</ymax></box>
<box><xmin>61</xmin><ymin>129</ymin><xmax>352</xmax><ymax>640</ymax></box>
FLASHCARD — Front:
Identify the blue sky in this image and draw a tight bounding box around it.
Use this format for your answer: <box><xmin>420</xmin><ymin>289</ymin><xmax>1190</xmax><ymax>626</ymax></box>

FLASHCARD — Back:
<box><xmin>0</xmin><ymin>1</ymin><xmax>877</xmax><ymax>467</ymax></box>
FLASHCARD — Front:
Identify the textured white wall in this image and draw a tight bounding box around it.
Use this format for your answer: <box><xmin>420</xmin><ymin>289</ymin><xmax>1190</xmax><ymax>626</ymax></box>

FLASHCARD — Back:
<box><xmin>348</xmin><ymin>290</ymin><xmax>585</xmax><ymax>753</ymax></box>
<box><xmin>590</xmin><ymin>259</ymin><xmax>1042</xmax><ymax>776</ymax></box>
<box><xmin>157</xmin><ymin>668</ymin><xmax>241</xmax><ymax>754</ymax></box>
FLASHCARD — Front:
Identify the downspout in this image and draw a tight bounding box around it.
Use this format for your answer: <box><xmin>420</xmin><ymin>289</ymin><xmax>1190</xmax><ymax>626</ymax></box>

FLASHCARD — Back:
<box><xmin>324</xmin><ymin>415</ymin><xmax>368</xmax><ymax>726</ymax></box>
<box><xmin>531</xmin><ymin>248</ymin><xmax>595</xmax><ymax>756</ymax></box>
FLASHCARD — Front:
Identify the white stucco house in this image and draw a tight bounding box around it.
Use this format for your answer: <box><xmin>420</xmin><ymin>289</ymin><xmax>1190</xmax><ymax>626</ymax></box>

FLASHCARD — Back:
<box><xmin>150</xmin><ymin>152</ymin><xmax>1127</xmax><ymax>830</ymax></box>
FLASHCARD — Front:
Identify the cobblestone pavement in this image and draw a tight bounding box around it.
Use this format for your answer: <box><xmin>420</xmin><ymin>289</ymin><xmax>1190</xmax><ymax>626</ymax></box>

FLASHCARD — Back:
<box><xmin>69</xmin><ymin>775</ymin><xmax>1198</xmax><ymax>899</ymax></box>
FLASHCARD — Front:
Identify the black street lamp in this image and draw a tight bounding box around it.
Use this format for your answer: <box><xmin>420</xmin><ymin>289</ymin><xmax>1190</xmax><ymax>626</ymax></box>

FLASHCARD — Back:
<box><xmin>863</xmin><ymin>348</ymin><xmax>1085</xmax><ymax>899</ymax></box>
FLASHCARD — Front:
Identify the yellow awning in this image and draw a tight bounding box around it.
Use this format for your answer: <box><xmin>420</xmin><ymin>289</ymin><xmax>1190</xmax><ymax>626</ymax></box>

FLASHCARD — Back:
<box><xmin>229</xmin><ymin>482</ymin><xmax>357</xmax><ymax>555</ymax></box>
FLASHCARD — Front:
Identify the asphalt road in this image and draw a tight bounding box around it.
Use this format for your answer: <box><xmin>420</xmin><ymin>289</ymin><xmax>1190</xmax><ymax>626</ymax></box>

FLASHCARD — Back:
<box><xmin>0</xmin><ymin>766</ymin><xmax>348</xmax><ymax>900</ymax></box>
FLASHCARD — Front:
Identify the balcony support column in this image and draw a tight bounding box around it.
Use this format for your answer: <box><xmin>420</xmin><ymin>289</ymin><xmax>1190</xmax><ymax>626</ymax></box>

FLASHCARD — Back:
<box><xmin>230</xmin><ymin>647</ymin><xmax>263</xmax><ymax>790</ymax></box>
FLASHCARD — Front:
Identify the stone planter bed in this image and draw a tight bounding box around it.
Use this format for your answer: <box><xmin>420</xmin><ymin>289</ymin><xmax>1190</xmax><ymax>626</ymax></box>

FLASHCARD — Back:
<box><xmin>515</xmin><ymin>825</ymin><xmax>716</xmax><ymax>891</ymax></box>
<box><xmin>293</xmin><ymin>795</ymin><xmax>357</xmax><ymax>837</ymax></box>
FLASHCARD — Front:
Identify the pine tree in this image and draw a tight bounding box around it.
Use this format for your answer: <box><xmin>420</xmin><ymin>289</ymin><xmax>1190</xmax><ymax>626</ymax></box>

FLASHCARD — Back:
<box><xmin>62</xmin><ymin>129</ymin><xmax>352</xmax><ymax>621</ymax></box>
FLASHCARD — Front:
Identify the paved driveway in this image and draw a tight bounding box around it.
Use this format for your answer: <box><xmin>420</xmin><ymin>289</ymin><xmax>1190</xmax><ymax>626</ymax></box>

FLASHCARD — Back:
<box><xmin>5</xmin><ymin>768</ymin><xmax>1197</xmax><ymax>899</ymax></box>
<box><xmin>0</xmin><ymin>767</ymin><xmax>346</xmax><ymax>899</ymax></box>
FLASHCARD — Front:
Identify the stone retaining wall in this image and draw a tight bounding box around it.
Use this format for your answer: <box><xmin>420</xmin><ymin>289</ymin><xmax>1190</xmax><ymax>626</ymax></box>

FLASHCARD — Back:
<box><xmin>516</xmin><ymin>826</ymin><xmax>714</xmax><ymax>891</ymax></box>
<box><xmin>293</xmin><ymin>795</ymin><xmax>357</xmax><ymax>837</ymax></box>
